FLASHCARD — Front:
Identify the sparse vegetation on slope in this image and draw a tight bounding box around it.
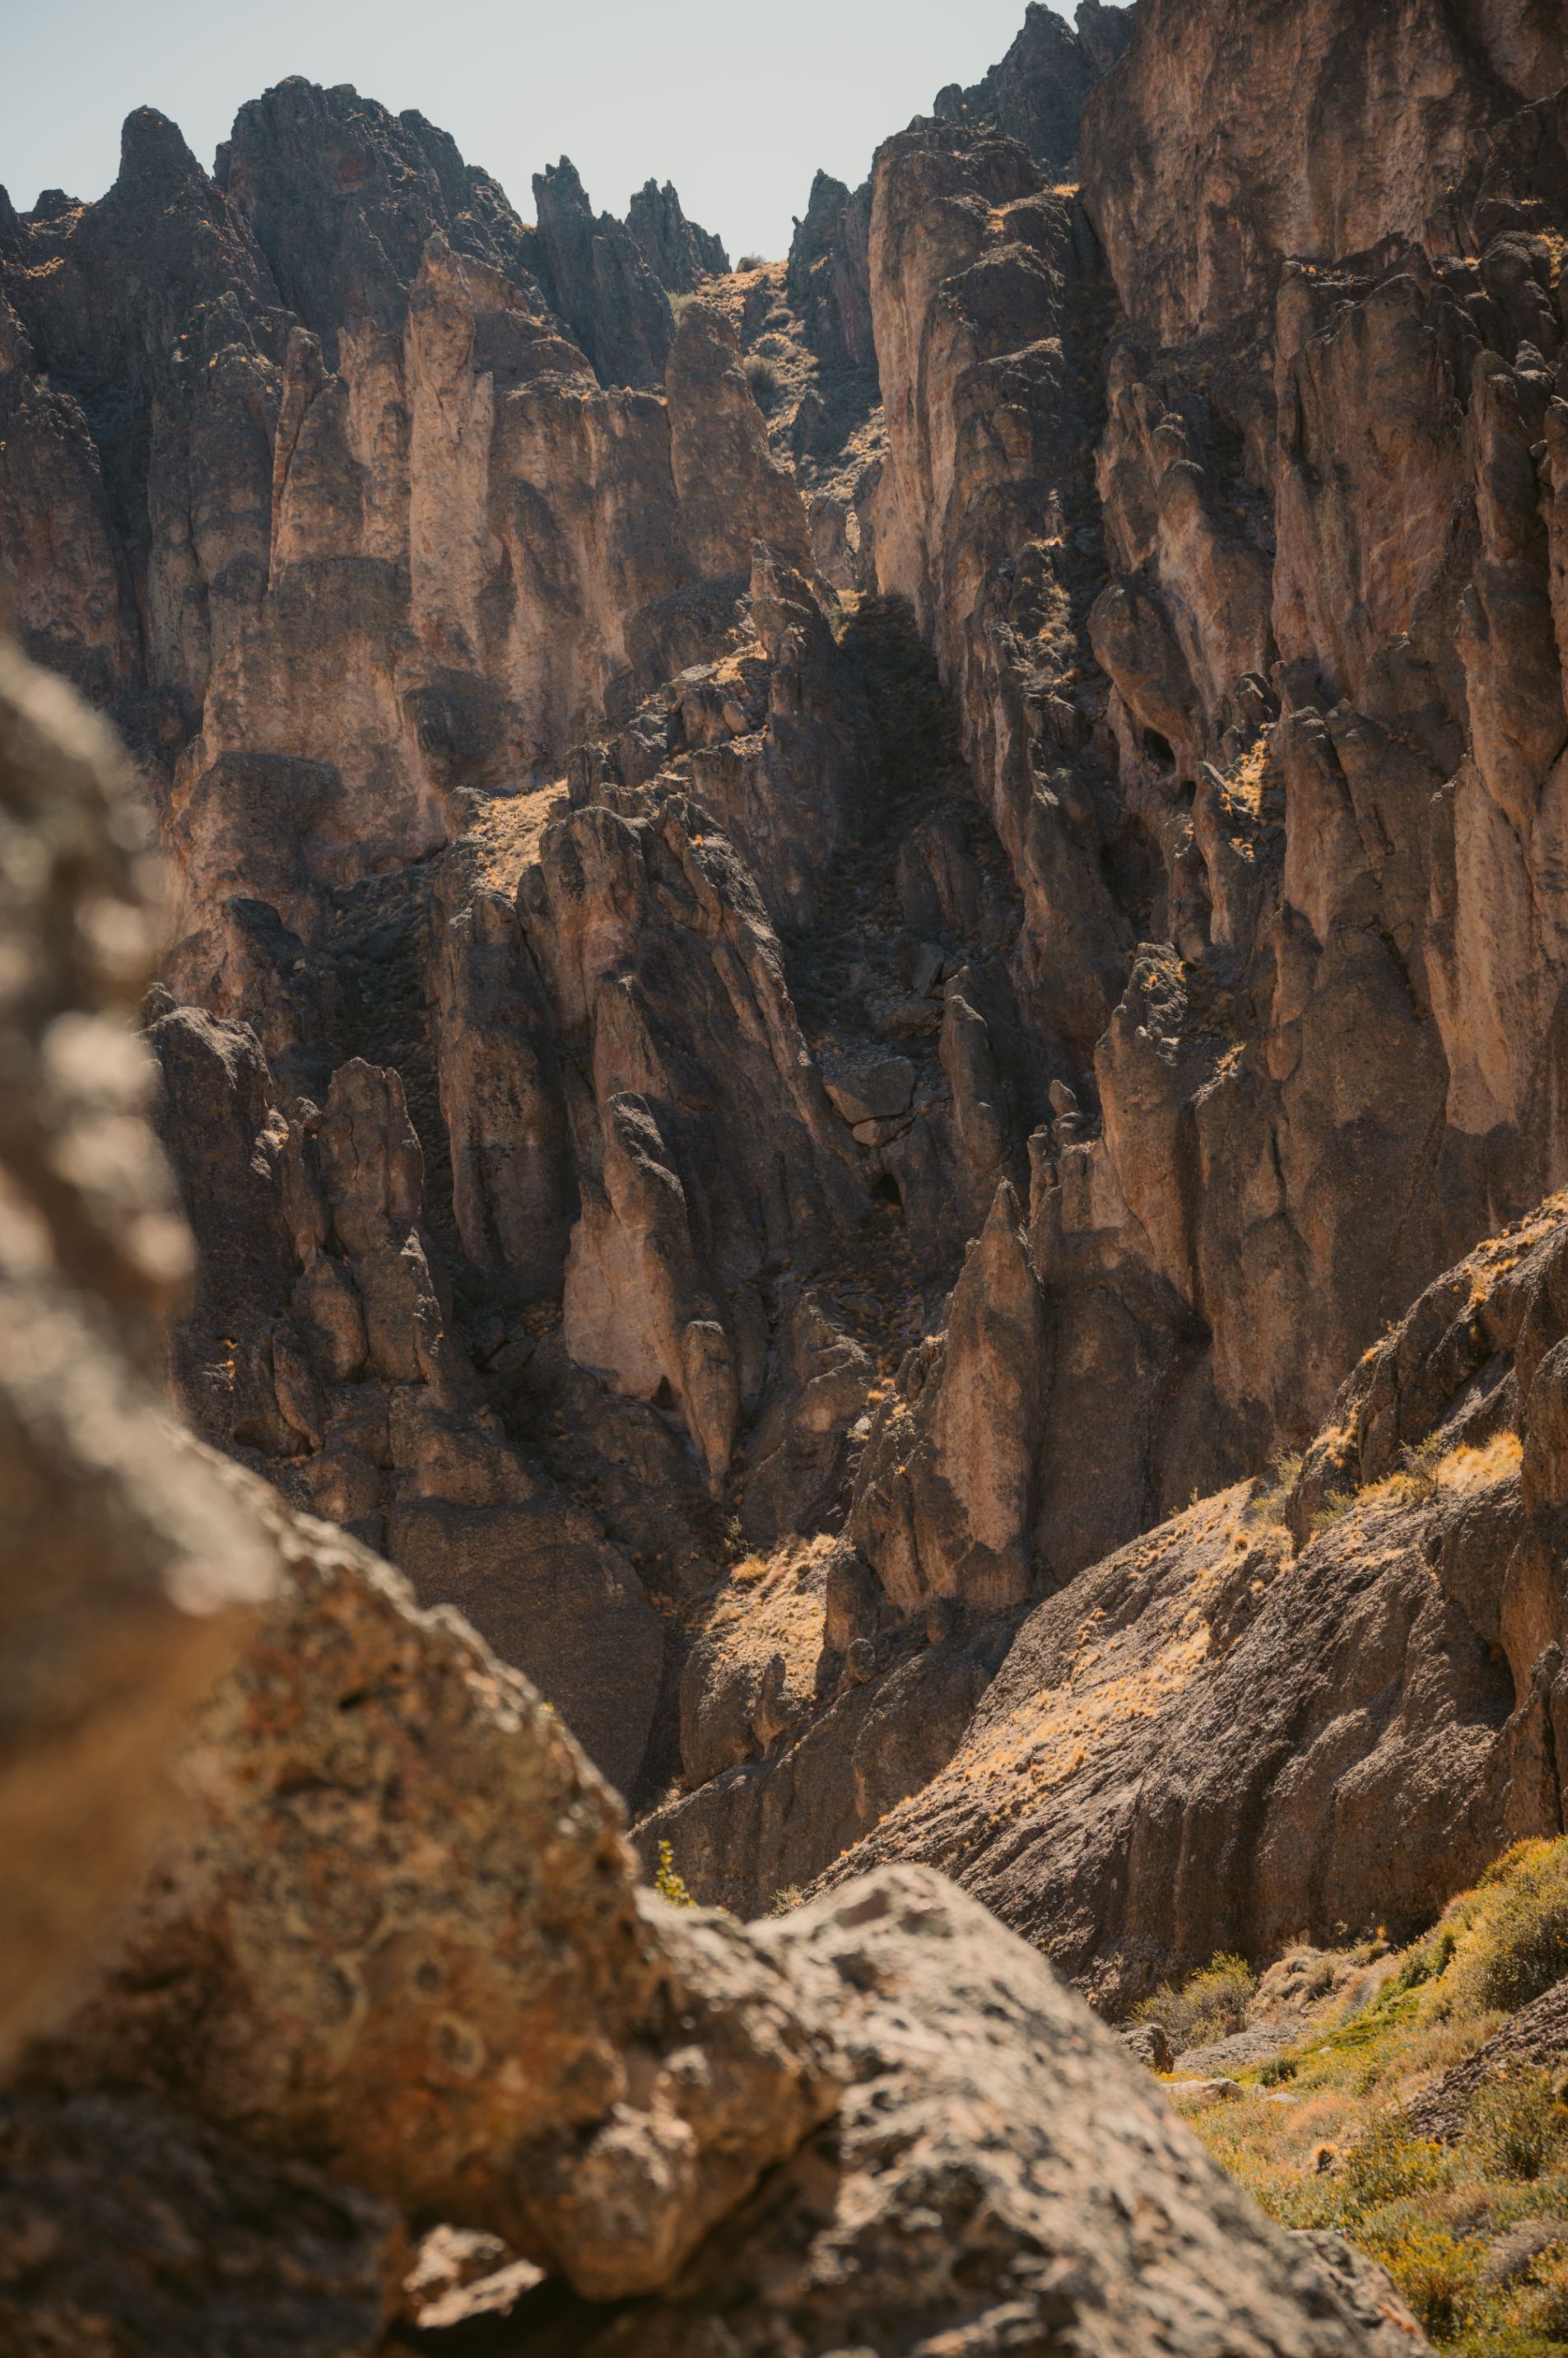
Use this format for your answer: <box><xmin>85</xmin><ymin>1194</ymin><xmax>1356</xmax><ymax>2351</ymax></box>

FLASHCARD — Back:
<box><xmin>1181</xmin><ymin>1843</ymin><xmax>1568</xmax><ymax>2356</ymax></box>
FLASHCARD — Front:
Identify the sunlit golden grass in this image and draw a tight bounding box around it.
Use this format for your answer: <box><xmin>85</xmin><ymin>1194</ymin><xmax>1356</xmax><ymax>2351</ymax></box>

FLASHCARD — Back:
<box><xmin>1179</xmin><ymin>1840</ymin><xmax>1568</xmax><ymax>2355</ymax></box>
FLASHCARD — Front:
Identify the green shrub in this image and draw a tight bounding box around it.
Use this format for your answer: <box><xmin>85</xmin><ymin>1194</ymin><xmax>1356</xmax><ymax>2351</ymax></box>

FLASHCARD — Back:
<box><xmin>1134</xmin><ymin>1950</ymin><xmax>1258</xmax><ymax>2053</ymax></box>
<box><xmin>1382</xmin><ymin>2222</ymin><xmax>1481</xmax><ymax>2341</ymax></box>
<box><xmin>1340</xmin><ymin>2118</ymin><xmax>1449</xmax><ymax>2211</ymax></box>
<box><xmin>742</xmin><ymin>352</ymin><xmax>783</xmax><ymax>412</ymax></box>
<box><xmin>1310</xmin><ymin>1488</ymin><xmax>1357</xmax><ymax>1533</ymax></box>
<box><xmin>1396</xmin><ymin>1927</ymin><xmax>1458</xmax><ymax>1992</ymax></box>
<box><xmin>1470</xmin><ymin>2071</ymin><xmax>1567</xmax><ymax>2183</ymax></box>
<box><xmin>1475</xmin><ymin>1847</ymin><xmax>1568</xmax><ymax>2012</ymax></box>
<box><xmin>1401</xmin><ymin>1432</ymin><xmax>1446</xmax><ymax>1499</ymax></box>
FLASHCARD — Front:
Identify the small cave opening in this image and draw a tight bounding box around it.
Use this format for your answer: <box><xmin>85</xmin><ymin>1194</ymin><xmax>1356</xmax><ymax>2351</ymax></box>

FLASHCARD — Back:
<box><xmin>1142</xmin><ymin>727</ymin><xmax>1175</xmax><ymax>767</ymax></box>
<box><xmin>651</xmin><ymin>1377</ymin><xmax>677</xmax><ymax>1411</ymax></box>
<box><xmin>872</xmin><ymin>1171</ymin><xmax>904</xmax><ymax>1212</ymax></box>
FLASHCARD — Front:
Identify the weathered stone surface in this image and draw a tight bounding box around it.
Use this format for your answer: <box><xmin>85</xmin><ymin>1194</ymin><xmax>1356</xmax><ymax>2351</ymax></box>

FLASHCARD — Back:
<box><xmin>505</xmin><ymin>1868</ymin><xmax>1425</xmax><ymax>2358</ymax></box>
<box><xmin>27</xmin><ymin>1458</ymin><xmax>841</xmax><ymax>2303</ymax></box>
<box><xmin>625</xmin><ymin>179</ymin><xmax>728</xmax><ymax>293</ymax></box>
<box><xmin>818</xmin><ymin>1472</ymin><xmax>1521</xmax><ymax>2011</ymax></box>
<box><xmin>816</xmin><ymin>1201</ymin><xmax>1568</xmax><ymax>2008</ymax></box>
<box><xmin>1081</xmin><ymin>0</ymin><xmax>1568</xmax><ymax>346</ymax></box>
<box><xmin>1407</xmin><ymin>1972</ymin><xmax>1568</xmax><ymax>2141</ymax></box>
<box><xmin>16</xmin><ymin>0</ymin><xmax>1568</xmax><ymax>2184</ymax></box>
<box><xmin>665</xmin><ymin>305</ymin><xmax>813</xmax><ymax>578</ymax></box>
<box><xmin>738</xmin><ymin>1289</ymin><xmax>873</xmax><ymax>1544</ymax></box>
<box><xmin>854</xmin><ymin>1181</ymin><xmax>1049</xmax><ymax>1610</ymax></box>
<box><xmin>934</xmin><ymin>2</ymin><xmax>1109</xmax><ymax>170</ymax></box>
<box><xmin>1120</xmin><ymin>2018</ymin><xmax>1173</xmax><ymax>2071</ymax></box>
<box><xmin>820</xmin><ymin>1048</ymin><xmax>915</xmax><ymax>1125</ymax></box>
<box><xmin>0</xmin><ymin>2092</ymin><xmax>402</xmax><ymax>2357</ymax></box>
<box><xmin>0</xmin><ymin>322</ymin><xmax>1458</xmax><ymax>2358</ymax></box>
<box><xmin>219</xmin><ymin>77</ymin><xmax>547</xmax><ymax>346</ymax></box>
<box><xmin>786</xmin><ymin>170</ymin><xmax>875</xmax><ymax>374</ymax></box>
<box><xmin>531</xmin><ymin>156</ymin><xmax>675</xmax><ymax>389</ymax></box>
<box><xmin>150</xmin><ymin>1012</ymin><xmax>665</xmax><ymax>1795</ymax></box>
<box><xmin>1285</xmin><ymin>2231</ymin><xmax>1436</xmax><ymax>2358</ymax></box>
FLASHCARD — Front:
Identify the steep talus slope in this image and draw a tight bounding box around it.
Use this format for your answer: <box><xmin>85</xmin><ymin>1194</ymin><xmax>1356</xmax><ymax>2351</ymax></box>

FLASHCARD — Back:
<box><xmin>8</xmin><ymin>0</ymin><xmax>1568</xmax><ymax>2055</ymax></box>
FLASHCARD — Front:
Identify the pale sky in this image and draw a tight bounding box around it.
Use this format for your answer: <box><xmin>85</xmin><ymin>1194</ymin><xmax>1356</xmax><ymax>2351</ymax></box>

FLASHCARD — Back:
<box><xmin>2</xmin><ymin>0</ymin><xmax>1067</xmax><ymax>266</ymax></box>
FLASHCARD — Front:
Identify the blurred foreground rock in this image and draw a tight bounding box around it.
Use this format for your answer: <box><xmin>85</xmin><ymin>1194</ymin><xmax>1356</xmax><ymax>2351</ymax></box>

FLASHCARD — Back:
<box><xmin>0</xmin><ymin>635</ymin><xmax>277</xmax><ymax>2069</ymax></box>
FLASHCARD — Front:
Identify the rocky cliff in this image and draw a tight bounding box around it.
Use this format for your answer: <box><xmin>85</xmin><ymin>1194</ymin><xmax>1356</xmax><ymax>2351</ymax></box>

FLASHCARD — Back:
<box><xmin>9</xmin><ymin>0</ymin><xmax>1568</xmax><ymax>2140</ymax></box>
<box><xmin>0</xmin><ymin>623</ymin><xmax>1422</xmax><ymax>2353</ymax></box>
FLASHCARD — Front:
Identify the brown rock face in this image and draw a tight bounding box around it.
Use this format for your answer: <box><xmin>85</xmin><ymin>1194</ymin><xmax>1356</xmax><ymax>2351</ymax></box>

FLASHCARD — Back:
<box><xmin>530</xmin><ymin>156</ymin><xmax>676</xmax><ymax>389</ymax></box>
<box><xmin>625</xmin><ymin>178</ymin><xmax>728</xmax><ymax>293</ymax></box>
<box><xmin>0</xmin><ymin>622</ymin><xmax>1427</xmax><ymax>2358</ymax></box>
<box><xmin>851</xmin><ymin>1181</ymin><xmax>1049</xmax><ymax>1611</ymax></box>
<box><xmin>819</xmin><ymin>1199</ymin><xmax>1568</xmax><ymax>2007</ymax></box>
<box><xmin>520</xmin><ymin>1869</ymin><xmax>1420</xmax><ymax>2358</ymax></box>
<box><xmin>0</xmin><ymin>2093</ymin><xmax>404</xmax><ymax>2356</ymax></box>
<box><xmin>933</xmin><ymin>2</ymin><xmax>1114</xmax><ymax>171</ymax></box>
<box><xmin>16</xmin><ymin>0</ymin><xmax>1568</xmax><ymax>2120</ymax></box>
<box><xmin>29</xmin><ymin>1459</ymin><xmax>839</xmax><ymax>2300</ymax></box>
<box><xmin>1081</xmin><ymin>0</ymin><xmax>1568</xmax><ymax>347</ymax></box>
<box><xmin>147</xmin><ymin>1011</ymin><xmax>665</xmax><ymax>1796</ymax></box>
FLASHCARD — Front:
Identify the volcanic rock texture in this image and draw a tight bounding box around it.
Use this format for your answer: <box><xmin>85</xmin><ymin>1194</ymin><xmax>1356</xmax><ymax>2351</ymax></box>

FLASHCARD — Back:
<box><xmin>10</xmin><ymin>0</ymin><xmax>1568</xmax><ymax>2072</ymax></box>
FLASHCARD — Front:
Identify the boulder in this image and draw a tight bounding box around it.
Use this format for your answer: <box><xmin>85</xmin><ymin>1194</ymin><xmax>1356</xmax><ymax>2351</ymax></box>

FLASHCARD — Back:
<box><xmin>820</xmin><ymin>1050</ymin><xmax>916</xmax><ymax>1125</ymax></box>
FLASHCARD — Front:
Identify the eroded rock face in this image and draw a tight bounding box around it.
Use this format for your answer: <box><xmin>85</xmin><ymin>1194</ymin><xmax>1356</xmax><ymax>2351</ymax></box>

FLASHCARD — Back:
<box><xmin>14</xmin><ymin>0</ymin><xmax>1568</xmax><ymax>2113</ymax></box>
<box><xmin>489</xmin><ymin>1869</ymin><xmax>1422</xmax><ymax>2358</ymax></box>
<box><xmin>851</xmin><ymin>1181</ymin><xmax>1049</xmax><ymax>1611</ymax></box>
<box><xmin>531</xmin><ymin>156</ymin><xmax>676</xmax><ymax>389</ymax></box>
<box><xmin>148</xmin><ymin>1009</ymin><xmax>665</xmax><ymax>1796</ymax></box>
<box><xmin>626</xmin><ymin>178</ymin><xmax>728</xmax><ymax>293</ymax></box>
<box><xmin>817</xmin><ymin>1199</ymin><xmax>1568</xmax><ymax>2008</ymax></box>
<box><xmin>1081</xmin><ymin>0</ymin><xmax>1568</xmax><ymax>347</ymax></box>
<box><xmin>933</xmin><ymin>2</ymin><xmax>1118</xmax><ymax>171</ymax></box>
<box><xmin>854</xmin><ymin>0</ymin><xmax>1568</xmax><ymax>1605</ymax></box>
<box><xmin>26</xmin><ymin>1458</ymin><xmax>839</xmax><ymax>2301</ymax></box>
<box><xmin>0</xmin><ymin>2092</ymin><xmax>404</xmax><ymax>2356</ymax></box>
<box><xmin>0</xmin><ymin>572</ymin><xmax>1431</xmax><ymax>2358</ymax></box>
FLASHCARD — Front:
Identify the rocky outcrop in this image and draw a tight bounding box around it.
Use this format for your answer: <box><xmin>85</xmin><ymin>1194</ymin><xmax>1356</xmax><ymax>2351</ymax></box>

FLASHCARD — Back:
<box><xmin>514</xmin><ymin>1868</ymin><xmax>1429</xmax><ymax>2358</ymax></box>
<box><xmin>850</xmin><ymin>1181</ymin><xmax>1049</xmax><ymax>1611</ymax></box>
<box><xmin>0</xmin><ymin>2093</ymin><xmax>404</xmax><ymax>2356</ymax></box>
<box><xmin>531</xmin><ymin>156</ymin><xmax>676</xmax><ymax>389</ymax></box>
<box><xmin>814</xmin><ymin>1196</ymin><xmax>1568</xmax><ymax>2008</ymax></box>
<box><xmin>625</xmin><ymin>178</ymin><xmax>728</xmax><ymax>291</ymax></box>
<box><xmin>933</xmin><ymin>2</ymin><xmax>1124</xmax><ymax>171</ymax></box>
<box><xmin>218</xmin><ymin>77</ymin><xmax>547</xmax><ymax>344</ymax></box>
<box><xmin>1408</xmin><ymin>1971</ymin><xmax>1568</xmax><ymax>2141</ymax></box>
<box><xmin>848</xmin><ymin>0</ymin><xmax>1568</xmax><ymax>1611</ymax></box>
<box><xmin>16</xmin><ymin>0</ymin><xmax>1568</xmax><ymax>2172</ymax></box>
<box><xmin>15</xmin><ymin>1482</ymin><xmax>1417</xmax><ymax>2356</ymax></box>
<box><xmin>785</xmin><ymin>170</ymin><xmax>874</xmax><ymax>375</ymax></box>
<box><xmin>28</xmin><ymin>1456</ymin><xmax>840</xmax><ymax>2303</ymax></box>
<box><xmin>149</xmin><ymin>1010</ymin><xmax>666</xmax><ymax>1796</ymax></box>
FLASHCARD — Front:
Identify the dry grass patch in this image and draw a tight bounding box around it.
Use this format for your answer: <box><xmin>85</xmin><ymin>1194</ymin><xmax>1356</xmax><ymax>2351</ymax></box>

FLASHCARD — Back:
<box><xmin>1179</xmin><ymin>1840</ymin><xmax>1568</xmax><ymax>2355</ymax></box>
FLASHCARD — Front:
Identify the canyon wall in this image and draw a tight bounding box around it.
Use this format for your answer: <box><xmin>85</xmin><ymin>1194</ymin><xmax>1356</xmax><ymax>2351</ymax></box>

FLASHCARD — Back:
<box><xmin>7</xmin><ymin>0</ymin><xmax>1568</xmax><ymax>2002</ymax></box>
<box><xmin>0</xmin><ymin>617</ymin><xmax>1417</xmax><ymax>2356</ymax></box>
